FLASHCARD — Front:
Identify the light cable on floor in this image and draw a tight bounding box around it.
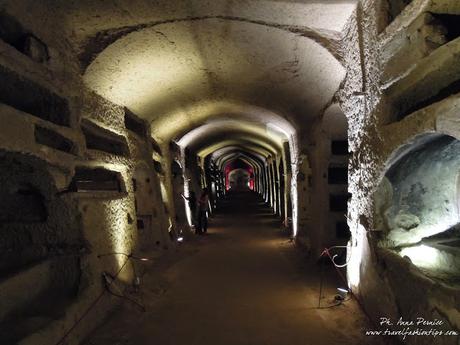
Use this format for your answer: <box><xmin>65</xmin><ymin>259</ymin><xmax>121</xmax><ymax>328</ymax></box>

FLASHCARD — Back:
<box><xmin>316</xmin><ymin>246</ymin><xmax>352</xmax><ymax>309</ymax></box>
<box><xmin>54</xmin><ymin>252</ymin><xmax>151</xmax><ymax>345</ymax></box>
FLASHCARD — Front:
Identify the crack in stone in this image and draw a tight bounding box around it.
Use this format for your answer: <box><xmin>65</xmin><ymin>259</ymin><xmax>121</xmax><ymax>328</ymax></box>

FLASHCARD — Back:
<box><xmin>78</xmin><ymin>15</ymin><xmax>343</xmax><ymax>72</ymax></box>
<box><xmin>152</xmin><ymin>30</ymin><xmax>176</xmax><ymax>45</ymax></box>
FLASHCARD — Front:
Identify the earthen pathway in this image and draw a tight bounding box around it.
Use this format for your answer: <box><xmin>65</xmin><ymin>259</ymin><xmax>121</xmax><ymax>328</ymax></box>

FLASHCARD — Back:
<box><xmin>84</xmin><ymin>192</ymin><xmax>385</xmax><ymax>345</ymax></box>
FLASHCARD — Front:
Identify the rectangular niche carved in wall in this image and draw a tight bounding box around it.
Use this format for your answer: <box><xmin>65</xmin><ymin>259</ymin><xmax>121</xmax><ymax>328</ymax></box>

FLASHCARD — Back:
<box><xmin>0</xmin><ymin>184</ymin><xmax>47</xmax><ymax>223</ymax></box>
<box><xmin>377</xmin><ymin>0</ymin><xmax>413</xmax><ymax>33</ymax></box>
<box><xmin>151</xmin><ymin>139</ymin><xmax>162</xmax><ymax>157</ymax></box>
<box><xmin>329</xmin><ymin>194</ymin><xmax>348</xmax><ymax>212</ymax></box>
<box><xmin>331</xmin><ymin>140</ymin><xmax>349</xmax><ymax>155</ymax></box>
<box><xmin>34</xmin><ymin>126</ymin><xmax>75</xmax><ymax>154</ymax></box>
<box><xmin>397</xmin><ymin>78</ymin><xmax>460</xmax><ymax>121</ymax></box>
<box><xmin>82</xmin><ymin>119</ymin><xmax>129</xmax><ymax>157</ymax></box>
<box><xmin>0</xmin><ymin>65</ymin><xmax>71</xmax><ymax>126</ymax></box>
<box><xmin>0</xmin><ymin>11</ymin><xmax>49</xmax><ymax>63</ymax></box>
<box><xmin>153</xmin><ymin>160</ymin><xmax>163</xmax><ymax>175</ymax></box>
<box><xmin>70</xmin><ymin>167</ymin><xmax>123</xmax><ymax>192</ymax></box>
<box><xmin>336</xmin><ymin>221</ymin><xmax>351</xmax><ymax>239</ymax></box>
<box><xmin>328</xmin><ymin>166</ymin><xmax>348</xmax><ymax>185</ymax></box>
<box><xmin>124</xmin><ymin>108</ymin><xmax>146</xmax><ymax>137</ymax></box>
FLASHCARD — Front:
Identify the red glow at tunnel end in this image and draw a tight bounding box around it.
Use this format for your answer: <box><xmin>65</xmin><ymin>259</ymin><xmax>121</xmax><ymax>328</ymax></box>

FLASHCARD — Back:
<box><xmin>224</xmin><ymin>159</ymin><xmax>255</xmax><ymax>191</ymax></box>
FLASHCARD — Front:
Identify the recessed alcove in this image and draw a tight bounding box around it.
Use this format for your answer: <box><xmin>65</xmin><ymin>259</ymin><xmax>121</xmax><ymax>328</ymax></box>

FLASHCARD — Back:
<box><xmin>0</xmin><ymin>151</ymin><xmax>83</xmax><ymax>343</ymax></box>
<box><xmin>151</xmin><ymin>139</ymin><xmax>162</xmax><ymax>157</ymax></box>
<box><xmin>329</xmin><ymin>194</ymin><xmax>348</xmax><ymax>212</ymax></box>
<box><xmin>34</xmin><ymin>126</ymin><xmax>76</xmax><ymax>154</ymax></box>
<box><xmin>153</xmin><ymin>160</ymin><xmax>163</xmax><ymax>175</ymax></box>
<box><xmin>0</xmin><ymin>65</ymin><xmax>70</xmax><ymax>126</ymax></box>
<box><xmin>336</xmin><ymin>221</ymin><xmax>351</xmax><ymax>239</ymax></box>
<box><xmin>124</xmin><ymin>107</ymin><xmax>146</xmax><ymax>137</ymax></box>
<box><xmin>171</xmin><ymin>160</ymin><xmax>182</xmax><ymax>178</ymax></box>
<box><xmin>70</xmin><ymin>167</ymin><xmax>124</xmax><ymax>193</ymax></box>
<box><xmin>0</xmin><ymin>11</ymin><xmax>49</xmax><ymax>62</ymax></box>
<box><xmin>398</xmin><ymin>78</ymin><xmax>460</xmax><ymax>120</ymax></box>
<box><xmin>375</xmin><ymin>134</ymin><xmax>460</xmax><ymax>282</ymax></box>
<box><xmin>377</xmin><ymin>0</ymin><xmax>413</xmax><ymax>33</ymax></box>
<box><xmin>327</xmin><ymin>166</ymin><xmax>348</xmax><ymax>185</ymax></box>
<box><xmin>82</xmin><ymin>119</ymin><xmax>129</xmax><ymax>157</ymax></box>
<box><xmin>331</xmin><ymin>140</ymin><xmax>349</xmax><ymax>155</ymax></box>
<box><xmin>431</xmin><ymin>13</ymin><xmax>460</xmax><ymax>43</ymax></box>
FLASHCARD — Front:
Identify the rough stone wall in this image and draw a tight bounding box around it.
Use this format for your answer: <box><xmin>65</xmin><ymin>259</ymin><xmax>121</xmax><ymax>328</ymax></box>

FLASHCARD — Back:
<box><xmin>2</xmin><ymin>1</ymin><xmax>460</xmax><ymax>343</ymax></box>
<box><xmin>339</xmin><ymin>0</ymin><xmax>460</xmax><ymax>343</ymax></box>
<box><xmin>0</xmin><ymin>5</ymin><xmax>173</xmax><ymax>345</ymax></box>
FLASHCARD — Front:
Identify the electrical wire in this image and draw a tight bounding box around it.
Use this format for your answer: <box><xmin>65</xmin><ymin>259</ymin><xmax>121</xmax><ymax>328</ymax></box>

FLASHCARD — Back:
<box><xmin>316</xmin><ymin>246</ymin><xmax>353</xmax><ymax>309</ymax></box>
<box><xmin>104</xmin><ymin>280</ymin><xmax>146</xmax><ymax>312</ymax></box>
<box><xmin>54</xmin><ymin>252</ymin><xmax>151</xmax><ymax>345</ymax></box>
<box><xmin>313</xmin><ymin>295</ymin><xmax>353</xmax><ymax>310</ymax></box>
<box><xmin>99</xmin><ymin>252</ymin><xmax>148</xmax><ymax>311</ymax></box>
<box><xmin>54</xmin><ymin>257</ymin><xmax>131</xmax><ymax>345</ymax></box>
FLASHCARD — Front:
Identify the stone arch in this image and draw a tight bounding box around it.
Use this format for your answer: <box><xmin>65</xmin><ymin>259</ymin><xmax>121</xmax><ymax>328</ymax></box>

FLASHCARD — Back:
<box><xmin>228</xmin><ymin>168</ymin><xmax>251</xmax><ymax>191</ymax></box>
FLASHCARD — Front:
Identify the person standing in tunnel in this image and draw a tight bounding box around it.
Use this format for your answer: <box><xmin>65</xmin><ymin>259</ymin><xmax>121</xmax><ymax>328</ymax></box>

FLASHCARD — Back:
<box><xmin>181</xmin><ymin>191</ymin><xmax>197</xmax><ymax>230</ymax></box>
<box><xmin>197</xmin><ymin>188</ymin><xmax>209</xmax><ymax>234</ymax></box>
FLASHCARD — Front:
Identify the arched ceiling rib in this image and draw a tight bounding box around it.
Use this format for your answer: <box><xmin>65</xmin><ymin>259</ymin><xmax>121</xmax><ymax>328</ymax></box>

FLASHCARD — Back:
<box><xmin>177</xmin><ymin>119</ymin><xmax>288</xmax><ymax>149</ymax></box>
<box><xmin>51</xmin><ymin>0</ymin><xmax>357</xmax><ymax>68</ymax></box>
<box><xmin>2</xmin><ymin>1</ymin><xmax>357</xmax><ymax>153</ymax></box>
<box><xmin>228</xmin><ymin>168</ymin><xmax>251</xmax><ymax>178</ymax></box>
<box><xmin>218</xmin><ymin>149</ymin><xmax>265</xmax><ymax>167</ymax></box>
<box><xmin>221</xmin><ymin>155</ymin><xmax>262</xmax><ymax>173</ymax></box>
<box><xmin>170</xmin><ymin>102</ymin><xmax>296</xmax><ymax>150</ymax></box>
<box><xmin>177</xmin><ymin>120</ymin><xmax>286</xmax><ymax>162</ymax></box>
<box><xmin>197</xmin><ymin>138</ymin><xmax>276</xmax><ymax>159</ymax></box>
<box><xmin>82</xmin><ymin>11</ymin><xmax>349</xmax><ymax>143</ymax></box>
<box><xmin>212</xmin><ymin>146</ymin><xmax>267</xmax><ymax>167</ymax></box>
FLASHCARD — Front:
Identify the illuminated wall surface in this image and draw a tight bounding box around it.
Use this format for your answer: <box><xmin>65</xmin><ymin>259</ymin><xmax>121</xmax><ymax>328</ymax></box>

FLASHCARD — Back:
<box><xmin>2</xmin><ymin>0</ymin><xmax>460</xmax><ymax>344</ymax></box>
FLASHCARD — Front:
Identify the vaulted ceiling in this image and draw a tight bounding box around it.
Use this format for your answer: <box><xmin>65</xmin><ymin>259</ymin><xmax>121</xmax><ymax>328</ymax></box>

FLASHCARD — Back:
<box><xmin>5</xmin><ymin>0</ymin><xmax>357</xmax><ymax>158</ymax></box>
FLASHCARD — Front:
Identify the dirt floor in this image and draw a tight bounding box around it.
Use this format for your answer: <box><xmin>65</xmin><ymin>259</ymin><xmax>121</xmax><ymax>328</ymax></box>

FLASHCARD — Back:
<box><xmin>83</xmin><ymin>192</ymin><xmax>388</xmax><ymax>345</ymax></box>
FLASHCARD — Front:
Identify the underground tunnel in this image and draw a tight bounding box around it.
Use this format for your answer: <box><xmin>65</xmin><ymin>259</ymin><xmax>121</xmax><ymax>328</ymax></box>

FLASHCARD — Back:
<box><xmin>0</xmin><ymin>1</ymin><xmax>459</xmax><ymax>344</ymax></box>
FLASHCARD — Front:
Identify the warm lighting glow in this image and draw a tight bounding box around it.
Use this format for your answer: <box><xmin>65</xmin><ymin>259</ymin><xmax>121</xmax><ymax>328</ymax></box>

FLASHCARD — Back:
<box><xmin>100</xmin><ymin>197</ymin><xmax>136</xmax><ymax>283</ymax></box>
<box><xmin>178</xmin><ymin>146</ymin><xmax>193</xmax><ymax>227</ymax></box>
<box><xmin>291</xmin><ymin>180</ymin><xmax>298</xmax><ymax>236</ymax></box>
<box><xmin>160</xmin><ymin>180</ymin><xmax>169</xmax><ymax>204</ymax></box>
<box><xmin>347</xmin><ymin>224</ymin><xmax>365</xmax><ymax>289</ymax></box>
<box><xmin>399</xmin><ymin>245</ymin><xmax>441</xmax><ymax>269</ymax></box>
<box><xmin>177</xmin><ymin>237</ymin><xmax>184</xmax><ymax>242</ymax></box>
<box><xmin>153</xmin><ymin>102</ymin><xmax>297</xmax><ymax>145</ymax></box>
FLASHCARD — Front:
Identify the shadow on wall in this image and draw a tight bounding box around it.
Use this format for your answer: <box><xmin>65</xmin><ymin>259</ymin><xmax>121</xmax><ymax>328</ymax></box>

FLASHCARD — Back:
<box><xmin>0</xmin><ymin>151</ymin><xmax>85</xmax><ymax>343</ymax></box>
<box><xmin>375</xmin><ymin>134</ymin><xmax>460</xmax><ymax>282</ymax></box>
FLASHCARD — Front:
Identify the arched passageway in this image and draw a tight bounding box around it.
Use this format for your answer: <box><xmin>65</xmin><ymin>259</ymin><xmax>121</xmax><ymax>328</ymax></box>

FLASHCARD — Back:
<box><xmin>2</xmin><ymin>0</ymin><xmax>460</xmax><ymax>344</ymax></box>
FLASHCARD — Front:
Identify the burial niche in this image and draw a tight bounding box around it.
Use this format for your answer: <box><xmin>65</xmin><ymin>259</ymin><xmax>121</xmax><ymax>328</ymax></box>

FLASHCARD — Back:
<box><xmin>0</xmin><ymin>151</ymin><xmax>84</xmax><ymax>343</ymax></box>
<box><xmin>375</xmin><ymin>134</ymin><xmax>460</xmax><ymax>281</ymax></box>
